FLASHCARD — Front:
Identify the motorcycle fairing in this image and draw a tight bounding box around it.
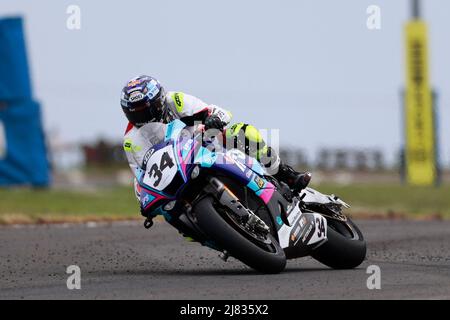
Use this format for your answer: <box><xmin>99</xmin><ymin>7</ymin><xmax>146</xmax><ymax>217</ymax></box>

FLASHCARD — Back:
<box><xmin>300</xmin><ymin>187</ymin><xmax>350</xmax><ymax>208</ymax></box>
<box><xmin>135</xmin><ymin>119</ymin><xmax>329</xmax><ymax>254</ymax></box>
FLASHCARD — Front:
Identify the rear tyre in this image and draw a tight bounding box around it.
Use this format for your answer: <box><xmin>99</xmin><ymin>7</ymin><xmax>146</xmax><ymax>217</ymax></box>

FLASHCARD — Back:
<box><xmin>311</xmin><ymin>218</ymin><xmax>366</xmax><ymax>269</ymax></box>
<box><xmin>194</xmin><ymin>196</ymin><xmax>286</xmax><ymax>274</ymax></box>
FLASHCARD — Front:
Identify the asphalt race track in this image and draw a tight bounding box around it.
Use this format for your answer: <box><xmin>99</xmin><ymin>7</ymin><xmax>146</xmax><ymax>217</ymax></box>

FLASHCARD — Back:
<box><xmin>0</xmin><ymin>220</ymin><xmax>449</xmax><ymax>299</ymax></box>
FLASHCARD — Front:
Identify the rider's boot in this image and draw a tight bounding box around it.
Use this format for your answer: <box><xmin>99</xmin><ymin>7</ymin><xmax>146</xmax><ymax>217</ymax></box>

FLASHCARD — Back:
<box><xmin>259</xmin><ymin>147</ymin><xmax>311</xmax><ymax>193</ymax></box>
<box><xmin>274</xmin><ymin>162</ymin><xmax>312</xmax><ymax>193</ymax></box>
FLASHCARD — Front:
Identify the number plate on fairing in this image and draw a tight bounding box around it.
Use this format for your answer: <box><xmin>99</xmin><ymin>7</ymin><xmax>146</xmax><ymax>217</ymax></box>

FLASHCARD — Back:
<box><xmin>307</xmin><ymin>214</ymin><xmax>327</xmax><ymax>245</ymax></box>
<box><xmin>143</xmin><ymin>146</ymin><xmax>177</xmax><ymax>191</ymax></box>
<box><xmin>277</xmin><ymin>206</ymin><xmax>328</xmax><ymax>249</ymax></box>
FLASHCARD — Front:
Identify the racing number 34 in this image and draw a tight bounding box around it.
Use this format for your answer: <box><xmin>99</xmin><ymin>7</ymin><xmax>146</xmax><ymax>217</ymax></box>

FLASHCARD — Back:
<box><xmin>316</xmin><ymin>217</ymin><xmax>326</xmax><ymax>238</ymax></box>
<box><xmin>148</xmin><ymin>151</ymin><xmax>174</xmax><ymax>187</ymax></box>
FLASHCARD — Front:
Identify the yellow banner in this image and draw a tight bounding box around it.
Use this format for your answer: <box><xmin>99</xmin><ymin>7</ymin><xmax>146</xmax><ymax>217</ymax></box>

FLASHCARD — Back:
<box><xmin>404</xmin><ymin>20</ymin><xmax>436</xmax><ymax>186</ymax></box>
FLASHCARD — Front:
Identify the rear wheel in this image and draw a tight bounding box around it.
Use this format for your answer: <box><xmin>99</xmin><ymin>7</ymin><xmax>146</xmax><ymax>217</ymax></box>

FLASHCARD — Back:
<box><xmin>194</xmin><ymin>196</ymin><xmax>286</xmax><ymax>274</ymax></box>
<box><xmin>311</xmin><ymin>218</ymin><xmax>366</xmax><ymax>269</ymax></box>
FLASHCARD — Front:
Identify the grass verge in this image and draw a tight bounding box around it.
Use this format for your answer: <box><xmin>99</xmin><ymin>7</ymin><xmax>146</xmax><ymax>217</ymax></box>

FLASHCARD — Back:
<box><xmin>314</xmin><ymin>183</ymin><xmax>450</xmax><ymax>220</ymax></box>
<box><xmin>0</xmin><ymin>183</ymin><xmax>449</xmax><ymax>225</ymax></box>
<box><xmin>0</xmin><ymin>187</ymin><xmax>139</xmax><ymax>225</ymax></box>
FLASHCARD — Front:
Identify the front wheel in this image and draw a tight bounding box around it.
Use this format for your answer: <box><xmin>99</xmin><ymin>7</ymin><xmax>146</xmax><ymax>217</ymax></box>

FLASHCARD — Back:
<box><xmin>194</xmin><ymin>196</ymin><xmax>286</xmax><ymax>274</ymax></box>
<box><xmin>311</xmin><ymin>218</ymin><xmax>366</xmax><ymax>269</ymax></box>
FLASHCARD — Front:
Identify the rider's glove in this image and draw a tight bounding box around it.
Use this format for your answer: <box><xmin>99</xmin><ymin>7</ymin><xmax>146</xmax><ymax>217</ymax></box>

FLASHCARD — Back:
<box><xmin>204</xmin><ymin>115</ymin><xmax>225</xmax><ymax>131</ymax></box>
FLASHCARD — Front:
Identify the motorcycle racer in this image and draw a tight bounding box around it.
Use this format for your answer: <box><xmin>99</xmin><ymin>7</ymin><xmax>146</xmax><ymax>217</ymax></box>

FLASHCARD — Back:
<box><xmin>121</xmin><ymin>75</ymin><xmax>311</xmax><ymax>215</ymax></box>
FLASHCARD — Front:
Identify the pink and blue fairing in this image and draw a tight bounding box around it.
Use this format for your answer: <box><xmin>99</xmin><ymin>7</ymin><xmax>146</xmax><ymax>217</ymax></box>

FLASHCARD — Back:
<box><xmin>135</xmin><ymin>120</ymin><xmax>276</xmax><ymax>218</ymax></box>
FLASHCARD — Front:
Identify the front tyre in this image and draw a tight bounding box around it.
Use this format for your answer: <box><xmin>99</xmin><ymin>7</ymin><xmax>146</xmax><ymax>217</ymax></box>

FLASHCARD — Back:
<box><xmin>311</xmin><ymin>218</ymin><xmax>366</xmax><ymax>269</ymax></box>
<box><xmin>194</xmin><ymin>196</ymin><xmax>286</xmax><ymax>274</ymax></box>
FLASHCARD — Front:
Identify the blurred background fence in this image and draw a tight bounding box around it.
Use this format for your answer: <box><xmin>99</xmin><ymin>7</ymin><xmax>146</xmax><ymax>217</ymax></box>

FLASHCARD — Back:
<box><xmin>48</xmin><ymin>137</ymin><xmax>450</xmax><ymax>188</ymax></box>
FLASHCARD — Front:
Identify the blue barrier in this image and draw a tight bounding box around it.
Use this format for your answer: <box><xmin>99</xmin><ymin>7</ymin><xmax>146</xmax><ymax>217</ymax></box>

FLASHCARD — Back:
<box><xmin>0</xmin><ymin>17</ymin><xmax>50</xmax><ymax>186</ymax></box>
<box><xmin>0</xmin><ymin>101</ymin><xmax>50</xmax><ymax>186</ymax></box>
<box><xmin>0</xmin><ymin>17</ymin><xmax>32</xmax><ymax>100</ymax></box>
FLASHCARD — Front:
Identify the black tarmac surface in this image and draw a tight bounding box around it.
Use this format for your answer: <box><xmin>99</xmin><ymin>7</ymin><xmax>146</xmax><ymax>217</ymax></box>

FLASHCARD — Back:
<box><xmin>0</xmin><ymin>220</ymin><xmax>449</xmax><ymax>299</ymax></box>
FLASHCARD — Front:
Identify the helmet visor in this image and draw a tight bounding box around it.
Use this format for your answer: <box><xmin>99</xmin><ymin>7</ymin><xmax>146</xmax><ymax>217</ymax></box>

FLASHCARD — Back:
<box><xmin>123</xmin><ymin>99</ymin><xmax>163</xmax><ymax>126</ymax></box>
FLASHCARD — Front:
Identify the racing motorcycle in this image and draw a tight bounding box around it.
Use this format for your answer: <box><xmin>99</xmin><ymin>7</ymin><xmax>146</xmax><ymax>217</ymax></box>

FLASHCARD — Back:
<box><xmin>136</xmin><ymin>119</ymin><xmax>366</xmax><ymax>273</ymax></box>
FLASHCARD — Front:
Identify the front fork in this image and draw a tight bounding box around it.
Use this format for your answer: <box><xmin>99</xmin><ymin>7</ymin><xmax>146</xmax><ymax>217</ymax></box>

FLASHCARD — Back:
<box><xmin>159</xmin><ymin>177</ymin><xmax>253</xmax><ymax>253</ymax></box>
<box><xmin>203</xmin><ymin>177</ymin><xmax>270</xmax><ymax>234</ymax></box>
<box><xmin>205</xmin><ymin>176</ymin><xmax>328</xmax><ymax>259</ymax></box>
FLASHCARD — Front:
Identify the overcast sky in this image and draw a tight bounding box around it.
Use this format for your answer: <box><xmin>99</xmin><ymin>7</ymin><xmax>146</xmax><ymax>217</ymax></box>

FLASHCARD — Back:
<box><xmin>1</xmin><ymin>0</ymin><xmax>449</xmax><ymax>165</ymax></box>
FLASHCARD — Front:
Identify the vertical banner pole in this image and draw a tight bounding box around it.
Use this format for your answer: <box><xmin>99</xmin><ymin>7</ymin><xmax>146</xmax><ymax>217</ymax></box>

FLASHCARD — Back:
<box><xmin>403</xmin><ymin>0</ymin><xmax>439</xmax><ymax>186</ymax></box>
